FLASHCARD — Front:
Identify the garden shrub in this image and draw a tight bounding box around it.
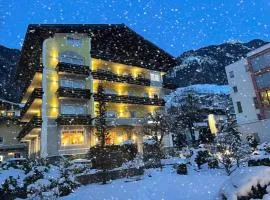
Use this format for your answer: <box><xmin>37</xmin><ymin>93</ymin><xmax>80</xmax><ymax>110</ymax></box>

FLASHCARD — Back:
<box><xmin>238</xmin><ymin>184</ymin><xmax>268</xmax><ymax>200</ymax></box>
<box><xmin>143</xmin><ymin>142</ymin><xmax>162</xmax><ymax>168</ymax></box>
<box><xmin>208</xmin><ymin>157</ymin><xmax>219</xmax><ymax>169</ymax></box>
<box><xmin>176</xmin><ymin>164</ymin><xmax>188</xmax><ymax>175</ymax></box>
<box><xmin>248</xmin><ymin>158</ymin><xmax>270</xmax><ymax>167</ymax></box>
<box><xmin>88</xmin><ymin>144</ymin><xmax>138</xmax><ymax>169</ymax></box>
<box><xmin>194</xmin><ymin>150</ymin><xmax>210</xmax><ymax>169</ymax></box>
<box><xmin>0</xmin><ymin>176</ymin><xmax>26</xmax><ymax>200</ymax></box>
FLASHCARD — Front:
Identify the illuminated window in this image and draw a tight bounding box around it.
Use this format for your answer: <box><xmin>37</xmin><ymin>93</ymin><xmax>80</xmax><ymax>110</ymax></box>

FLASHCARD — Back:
<box><xmin>150</xmin><ymin>72</ymin><xmax>161</xmax><ymax>82</ymax></box>
<box><xmin>6</xmin><ymin>112</ymin><xmax>15</xmax><ymax>117</ymax></box>
<box><xmin>261</xmin><ymin>90</ymin><xmax>270</xmax><ymax>107</ymax></box>
<box><xmin>61</xmin><ymin>129</ymin><xmax>85</xmax><ymax>146</ymax></box>
<box><xmin>0</xmin><ymin>110</ymin><xmax>6</xmax><ymax>116</ymax></box>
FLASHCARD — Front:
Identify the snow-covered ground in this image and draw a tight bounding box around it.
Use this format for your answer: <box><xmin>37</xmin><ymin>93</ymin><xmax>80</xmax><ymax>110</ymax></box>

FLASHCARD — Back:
<box><xmin>61</xmin><ymin>166</ymin><xmax>228</xmax><ymax>200</ymax></box>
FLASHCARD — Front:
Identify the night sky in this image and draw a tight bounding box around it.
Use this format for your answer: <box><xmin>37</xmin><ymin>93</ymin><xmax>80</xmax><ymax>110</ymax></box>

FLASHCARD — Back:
<box><xmin>0</xmin><ymin>0</ymin><xmax>269</xmax><ymax>56</ymax></box>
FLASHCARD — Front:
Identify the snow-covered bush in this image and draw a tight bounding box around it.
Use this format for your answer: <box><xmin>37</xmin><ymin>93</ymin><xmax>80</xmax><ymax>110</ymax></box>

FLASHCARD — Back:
<box><xmin>27</xmin><ymin>179</ymin><xmax>56</xmax><ymax>199</ymax></box>
<box><xmin>208</xmin><ymin>157</ymin><xmax>219</xmax><ymax>169</ymax></box>
<box><xmin>54</xmin><ymin>166</ymin><xmax>78</xmax><ymax>197</ymax></box>
<box><xmin>121</xmin><ymin>154</ymin><xmax>144</xmax><ymax>169</ymax></box>
<box><xmin>194</xmin><ymin>149</ymin><xmax>210</xmax><ymax>169</ymax></box>
<box><xmin>248</xmin><ymin>158</ymin><xmax>270</xmax><ymax>167</ymax></box>
<box><xmin>0</xmin><ymin>176</ymin><xmax>26</xmax><ymax>199</ymax></box>
<box><xmin>143</xmin><ymin>140</ymin><xmax>162</xmax><ymax>168</ymax></box>
<box><xmin>176</xmin><ymin>163</ymin><xmax>188</xmax><ymax>175</ymax></box>
<box><xmin>218</xmin><ymin>167</ymin><xmax>270</xmax><ymax>200</ymax></box>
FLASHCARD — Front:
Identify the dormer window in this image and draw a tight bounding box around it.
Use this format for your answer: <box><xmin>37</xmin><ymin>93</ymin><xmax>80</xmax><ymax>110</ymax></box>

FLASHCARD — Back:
<box><xmin>66</xmin><ymin>36</ymin><xmax>82</xmax><ymax>47</ymax></box>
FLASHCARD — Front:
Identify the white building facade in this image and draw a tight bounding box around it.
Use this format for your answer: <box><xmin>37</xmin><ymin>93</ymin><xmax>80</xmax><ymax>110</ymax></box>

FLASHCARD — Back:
<box><xmin>225</xmin><ymin>43</ymin><xmax>270</xmax><ymax>142</ymax></box>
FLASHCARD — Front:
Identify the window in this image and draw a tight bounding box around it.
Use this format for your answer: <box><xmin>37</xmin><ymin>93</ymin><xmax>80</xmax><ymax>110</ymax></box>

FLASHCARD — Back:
<box><xmin>0</xmin><ymin>137</ymin><xmax>3</xmax><ymax>144</ymax></box>
<box><xmin>233</xmin><ymin>86</ymin><xmax>238</xmax><ymax>93</ymax></box>
<box><xmin>255</xmin><ymin>72</ymin><xmax>270</xmax><ymax>89</ymax></box>
<box><xmin>150</xmin><ymin>72</ymin><xmax>161</xmax><ymax>82</ymax></box>
<box><xmin>59</xmin><ymin>51</ymin><xmax>85</xmax><ymax>65</ymax></box>
<box><xmin>253</xmin><ymin>97</ymin><xmax>260</xmax><ymax>109</ymax></box>
<box><xmin>14</xmin><ymin>153</ymin><xmax>21</xmax><ymax>158</ymax></box>
<box><xmin>61</xmin><ymin>129</ymin><xmax>85</xmax><ymax>146</ymax></box>
<box><xmin>236</xmin><ymin>101</ymin><xmax>243</xmax><ymax>113</ymax></box>
<box><xmin>107</xmin><ymin>111</ymin><xmax>117</xmax><ymax>118</ymax></box>
<box><xmin>66</xmin><ymin>36</ymin><xmax>82</xmax><ymax>47</ymax></box>
<box><xmin>128</xmin><ymin>91</ymin><xmax>136</xmax><ymax>97</ymax></box>
<box><xmin>105</xmin><ymin>88</ymin><xmax>117</xmax><ymax>95</ymax></box>
<box><xmin>60</xmin><ymin>104</ymin><xmax>87</xmax><ymax>115</ymax></box>
<box><xmin>60</xmin><ymin>79</ymin><xmax>85</xmax><ymax>89</ymax></box>
<box><xmin>6</xmin><ymin>111</ymin><xmax>15</xmax><ymax>117</ymax></box>
<box><xmin>250</xmin><ymin>51</ymin><xmax>270</xmax><ymax>71</ymax></box>
<box><xmin>229</xmin><ymin>71</ymin><xmax>234</xmax><ymax>78</ymax></box>
<box><xmin>261</xmin><ymin>90</ymin><xmax>270</xmax><ymax>107</ymax></box>
<box><xmin>130</xmin><ymin>111</ymin><xmax>136</xmax><ymax>118</ymax></box>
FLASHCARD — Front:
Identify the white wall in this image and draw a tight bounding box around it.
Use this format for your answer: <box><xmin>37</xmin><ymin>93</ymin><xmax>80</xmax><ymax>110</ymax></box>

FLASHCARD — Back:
<box><xmin>225</xmin><ymin>59</ymin><xmax>260</xmax><ymax>124</ymax></box>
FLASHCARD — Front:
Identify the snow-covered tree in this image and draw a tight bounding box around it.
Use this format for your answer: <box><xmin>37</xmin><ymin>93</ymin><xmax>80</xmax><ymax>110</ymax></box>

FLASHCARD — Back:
<box><xmin>167</xmin><ymin>89</ymin><xmax>202</xmax><ymax>144</ymax></box>
<box><xmin>95</xmin><ymin>85</ymin><xmax>110</xmax><ymax>148</ymax></box>
<box><xmin>212</xmin><ymin>120</ymin><xmax>250</xmax><ymax>175</ymax></box>
<box><xmin>142</xmin><ymin>110</ymin><xmax>169</xmax><ymax>148</ymax></box>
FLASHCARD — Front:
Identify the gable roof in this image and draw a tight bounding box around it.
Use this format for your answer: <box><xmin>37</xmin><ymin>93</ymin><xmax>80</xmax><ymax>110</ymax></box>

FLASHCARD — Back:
<box><xmin>17</xmin><ymin>24</ymin><xmax>176</xmax><ymax>81</ymax></box>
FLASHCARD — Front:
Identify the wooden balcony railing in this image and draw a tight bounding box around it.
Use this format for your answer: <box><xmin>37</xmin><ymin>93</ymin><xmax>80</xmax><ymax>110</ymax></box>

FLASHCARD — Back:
<box><xmin>20</xmin><ymin>88</ymin><xmax>43</xmax><ymax>118</ymax></box>
<box><xmin>92</xmin><ymin>70</ymin><xmax>151</xmax><ymax>86</ymax></box>
<box><xmin>56</xmin><ymin>62</ymin><xmax>90</xmax><ymax>76</ymax></box>
<box><xmin>56</xmin><ymin>114</ymin><xmax>93</xmax><ymax>126</ymax></box>
<box><xmin>57</xmin><ymin>87</ymin><xmax>92</xmax><ymax>100</ymax></box>
<box><xmin>94</xmin><ymin>93</ymin><xmax>165</xmax><ymax>106</ymax></box>
<box><xmin>18</xmin><ymin>116</ymin><xmax>42</xmax><ymax>140</ymax></box>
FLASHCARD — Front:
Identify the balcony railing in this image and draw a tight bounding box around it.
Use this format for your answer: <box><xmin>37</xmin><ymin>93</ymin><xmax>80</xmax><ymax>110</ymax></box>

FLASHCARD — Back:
<box><xmin>106</xmin><ymin>117</ymin><xmax>144</xmax><ymax>126</ymax></box>
<box><xmin>56</xmin><ymin>114</ymin><xmax>93</xmax><ymax>126</ymax></box>
<box><xmin>92</xmin><ymin>70</ymin><xmax>151</xmax><ymax>86</ymax></box>
<box><xmin>21</xmin><ymin>88</ymin><xmax>43</xmax><ymax>118</ymax></box>
<box><xmin>56</xmin><ymin>62</ymin><xmax>90</xmax><ymax>76</ymax></box>
<box><xmin>94</xmin><ymin>93</ymin><xmax>165</xmax><ymax>106</ymax></box>
<box><xmin>18</xmin><ymin>116</ymin><xmax>42</xmax><ymax>140</ymax></box>
<box><xmin>57</xmin><ymin>87</ymin><xmax>92</xmax><ymax>100</ymax></box>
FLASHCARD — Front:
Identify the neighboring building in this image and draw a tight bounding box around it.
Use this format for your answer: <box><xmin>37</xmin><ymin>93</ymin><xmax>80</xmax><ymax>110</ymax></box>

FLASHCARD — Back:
<box><xmin>0</xmin><ymin>100</ymin><xmax>27</xmax><ymax>161</ymax></box>
<box><xmin>16</xmin><ymin>24</ymin><xmax>177</xmax><ymax>158</ymax></box>
<box><xmin>225</xmin><ymin>43</ymin><xmax>270</xmax><ymax>142</ymax></box>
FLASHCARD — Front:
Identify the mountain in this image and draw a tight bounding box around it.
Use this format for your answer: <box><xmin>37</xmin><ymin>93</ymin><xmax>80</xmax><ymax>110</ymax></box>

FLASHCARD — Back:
<box><xmin>164</xmin><ymin>39</ymin><xmax>268</xmax><ymax>87</ymax></box>
<box><xmin>0</xmin><ymin>45</ymin><xmax>22</xmax><ymax>103</ymax></box>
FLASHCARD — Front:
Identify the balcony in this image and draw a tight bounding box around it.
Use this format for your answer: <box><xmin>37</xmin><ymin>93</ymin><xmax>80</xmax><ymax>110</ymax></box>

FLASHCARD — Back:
<box><xmin>20</xmin><ymin>88</ymin><xmax>43</xmax><ymax>118</ymax></box>
<box><xmin>94</xmin><ymin>93</ymin><xmax>165</xmax><ymax>106</ymax></box>
<box><xmin>18</xmin><ymin>116</ymin><xmax>42</xmax><ymax>140</ymax></box>
<box><xmin>57</xmin><ymin>87</ymin><xmax>92</xmax><ymax>100</ymax></box>
<box><xmin>56</xmin><ymin>114</ymin><xmax>93</xmax><ymax>126</ymax></box>
<box><xmin>92</xmin><ymin>70</ymin><xmax>151</xmax><ymax>86</ymax></box>
<box><xmin>106</xmin><ymin>117</ymin><xmax>144</xmax><ymax>126</ymax></box>
<box><xmin>56</xmin><ymin>62</ymin><xmax>90</xmax><ymax>76</ymax></box>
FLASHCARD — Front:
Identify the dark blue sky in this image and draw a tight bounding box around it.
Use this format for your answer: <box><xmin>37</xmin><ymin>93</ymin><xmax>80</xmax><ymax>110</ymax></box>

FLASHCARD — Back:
<box><xmin>0</xmin><ymin>0</ymin><xmax>269</xmax><ymax>56</ymax></box>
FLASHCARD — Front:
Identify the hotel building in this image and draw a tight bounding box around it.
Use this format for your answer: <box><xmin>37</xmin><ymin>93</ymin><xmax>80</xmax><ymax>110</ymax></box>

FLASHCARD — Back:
<box><xmin>16</xmin><ymin>24</ymin><xmax>176</xmax><ymax>158</ymax></box>
<box><xmin>225</xmin><ymin>43</ymin><xmax>270</xmax><ymax>142</ymax></box>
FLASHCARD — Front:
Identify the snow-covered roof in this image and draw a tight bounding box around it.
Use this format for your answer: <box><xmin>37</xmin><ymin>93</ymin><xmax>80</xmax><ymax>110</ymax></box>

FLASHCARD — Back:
<box><xmin>247</xmin><ymin>43</ymin><xmax>270</xmax><ymax>57</ymax></box>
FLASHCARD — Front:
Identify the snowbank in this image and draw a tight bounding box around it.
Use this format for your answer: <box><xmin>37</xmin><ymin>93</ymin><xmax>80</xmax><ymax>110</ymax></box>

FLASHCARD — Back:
<box><xmin>219</xmin><ymin>166</ymin><xmax>270</xmax><ymax>200</ymax></box>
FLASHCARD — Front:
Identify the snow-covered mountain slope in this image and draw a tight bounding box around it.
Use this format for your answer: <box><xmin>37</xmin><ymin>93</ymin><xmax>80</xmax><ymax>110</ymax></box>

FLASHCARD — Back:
<box><xmin>164</xmin><ymin>39</ymin><xmax>268</xmax><ymax>87</ymax></box>
<box><xmin>165</xmin><ymin>84</ymin><xmax>232</xmax><ymax>112</ymax></box>
<box><xmin>0</xmin><ymin>45</ymin><xmax>22</xmax><ymax>102</ymax></box>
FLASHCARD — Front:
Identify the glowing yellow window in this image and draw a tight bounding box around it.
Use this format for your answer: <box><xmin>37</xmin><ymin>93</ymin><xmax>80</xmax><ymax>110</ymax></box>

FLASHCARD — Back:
<box><xmin>61</xmin><ymin>129</ymin><xmax>85</xmax><ymax>146</ymax></box>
